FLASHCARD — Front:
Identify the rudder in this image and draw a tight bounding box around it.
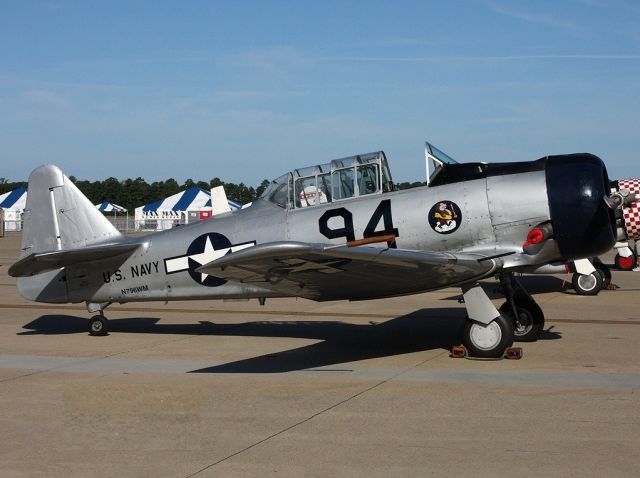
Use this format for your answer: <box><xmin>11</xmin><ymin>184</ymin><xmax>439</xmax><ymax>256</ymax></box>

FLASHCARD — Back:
<box><xmin>19</xmin><ymin>165</ymin><xmax>122</xmax><ymax>258</ymax></box>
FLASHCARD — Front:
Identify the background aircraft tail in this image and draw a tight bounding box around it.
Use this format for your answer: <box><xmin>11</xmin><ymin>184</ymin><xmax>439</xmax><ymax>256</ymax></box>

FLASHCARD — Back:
<box><xmin>16</xmin><ymin>165</ymin><xmax>123</xmax><ymax>302</ymax></box>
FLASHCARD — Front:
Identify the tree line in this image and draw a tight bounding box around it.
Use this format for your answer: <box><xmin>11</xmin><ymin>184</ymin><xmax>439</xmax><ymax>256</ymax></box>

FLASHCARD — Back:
<box><xmin>0</xmin><ymin>176</ymin><xmax>270</xmax><ymax>212</ymax></box>
<box><xmin>0</xmin><ymin>176</ymin><xmax>424</xmax><ymax>212</ymax></box>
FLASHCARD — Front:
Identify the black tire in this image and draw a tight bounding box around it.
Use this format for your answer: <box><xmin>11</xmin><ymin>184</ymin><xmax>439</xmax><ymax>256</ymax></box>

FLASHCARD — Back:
<box><xmin>572</xmin><ymin>271</ymin><xmax>604</xmax><ymax>296</ymax></box>
<box><xmin>499</xmin><ymin>298</ymin><xmax>544</xmax><ymax>342</ymax></box>
<box><xmin>88</xmin><ymin>315</ymin><xmax>108</xmax><ymax>336</ymax></box>
<box><xmin>594</xmin><ymin>263</ymin><xmax>612</xmax><ymax>288</ymax></box>
<box><xmin>614</xmin><ymin>253</ymin><xmax>636</xmax><ymax>271</ymax></box>
<box><xmin>461</xmin><ymin>314</ymin><xmax>514</xmax><ymax>358</ymax></box>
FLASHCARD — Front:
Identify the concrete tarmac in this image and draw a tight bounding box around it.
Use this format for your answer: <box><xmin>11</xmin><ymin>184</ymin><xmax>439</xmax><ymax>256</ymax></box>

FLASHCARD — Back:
<box><xmin>0</xmin><ymin>232</ymin><xmax>639</xmax><ymax>477</ymax></box>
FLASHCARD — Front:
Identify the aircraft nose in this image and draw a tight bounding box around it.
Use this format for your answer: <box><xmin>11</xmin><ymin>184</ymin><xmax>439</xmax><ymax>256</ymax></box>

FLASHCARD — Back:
<box><xmin>545</xmin><ymin>153</ymin><xmax>617</xmax><ymax>261</ymax></box>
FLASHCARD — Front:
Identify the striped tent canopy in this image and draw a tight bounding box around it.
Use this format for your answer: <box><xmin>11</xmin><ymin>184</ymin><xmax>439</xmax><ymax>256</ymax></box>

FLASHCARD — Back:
<box><xmin>0</xmin><ymin>187</ymin><xmax>28</xmax><ymax>231</ymax></box>
<box><xmin>95</xmin><ymin>201</ymin><xmax>128</xmax><ymax>213</ymax></box>
<box><xmin>0</xmin><ymin>187</ymin><xmax>27</xmax><ymax>212</ymax></box>
<box><xmin>136</xmin><ymin>187</ymin><xmax>241</xmax><ymax>215</ymax></box>
<box><xmin>134</xmin><ymin>187</ymin><xmax>242</xmax><ymax>231</ymax></box>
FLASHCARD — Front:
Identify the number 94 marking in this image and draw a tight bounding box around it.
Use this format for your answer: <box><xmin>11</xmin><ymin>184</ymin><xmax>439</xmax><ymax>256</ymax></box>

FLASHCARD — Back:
<box><xmin>318</xmin><ymin>199</ymin><xmax>399</xmax><ymax>247</ymax></box>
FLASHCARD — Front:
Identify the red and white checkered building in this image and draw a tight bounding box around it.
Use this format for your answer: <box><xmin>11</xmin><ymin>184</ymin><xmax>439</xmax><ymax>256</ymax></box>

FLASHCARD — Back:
<box><xmin>618</xmin><ymin>179</ymin><xmax>640</xmax><ymax>240</ymax></box>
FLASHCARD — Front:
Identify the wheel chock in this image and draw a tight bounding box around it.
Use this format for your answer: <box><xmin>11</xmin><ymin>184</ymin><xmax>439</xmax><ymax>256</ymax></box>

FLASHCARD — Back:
<box><xmin>451</xmin><ymin>345</ymin><xmax>523</xmax><ymax>360</ymax></box>
<box><xmin>451</xmin><ymin>345</ymin><xmax>468</xmax><ymax>358</ymax></box>
<box><xmin>606</xmin><ymin>283</ymin><xmax>620</xmax><ymax>290</ymax></box>
<box><xmin>504</xmin><ymin>347</ymin><xmax>523</xmax><ymax>360</ymax></box>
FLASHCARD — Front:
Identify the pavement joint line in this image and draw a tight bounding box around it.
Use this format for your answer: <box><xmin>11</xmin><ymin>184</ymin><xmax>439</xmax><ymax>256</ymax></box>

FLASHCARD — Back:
<box><xmin>0</xmin><ymin>354</ymin><xmax>120</xmax><ymax>384</ymax></box>
<box><xmin>183</xmin><ymin>348</ymin><xmax>448</xmax><ymax>478</ymax></box>
<box><xmin>0</xmin><ymin>319</ymin><xmax>257</xmax><ymax>383</ymax></box>
<box><xmin>0</xmin><ymin>333</ymin><xmax>204</xmax><ymax>383</ymax></box>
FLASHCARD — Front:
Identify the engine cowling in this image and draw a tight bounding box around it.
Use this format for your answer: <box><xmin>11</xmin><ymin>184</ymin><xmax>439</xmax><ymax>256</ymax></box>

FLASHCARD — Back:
<box><xmin>545</xmin><ymin>153</ymin><xmax>616</xmax><ymax>260</ymax></box>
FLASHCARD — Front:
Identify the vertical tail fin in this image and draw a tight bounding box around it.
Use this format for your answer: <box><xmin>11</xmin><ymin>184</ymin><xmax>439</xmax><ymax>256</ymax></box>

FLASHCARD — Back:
<box><xmin>20</xmin><ymin>165</ymin><xmax>122</xmax><ymax>258</ymax></box>
<box><xmin>17</xmin><ymin>165</ymin><xmax>123</xmax><ymax>303</ymax></box>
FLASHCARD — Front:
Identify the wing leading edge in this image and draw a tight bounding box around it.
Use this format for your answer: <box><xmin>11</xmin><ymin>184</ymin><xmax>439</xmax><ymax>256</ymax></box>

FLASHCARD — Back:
<box><xmin>197</xmin><ymin>241</ymin><xmax>498</xmax><ymax>301</ymax></box>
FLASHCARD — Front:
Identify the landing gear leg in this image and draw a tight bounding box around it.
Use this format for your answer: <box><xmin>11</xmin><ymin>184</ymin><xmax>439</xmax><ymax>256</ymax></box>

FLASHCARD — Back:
<box><xmin>499</xmin><ymin>274</ymin><xmax>545</xmax><ymax>342</ymax></box>
<box><xmin>592</xmin><ymin>259</ymin><xmax>612</xmax><ymax>288</ymax></box>
<box><xmin>86</xmin><ymin>302</ymin><xmax>111</xmax><ymax>336</ymax></box>
<box><xmin>460</xmin><ymin>283</ymin><xmax>514</xmax><ymax>358</ymax></box>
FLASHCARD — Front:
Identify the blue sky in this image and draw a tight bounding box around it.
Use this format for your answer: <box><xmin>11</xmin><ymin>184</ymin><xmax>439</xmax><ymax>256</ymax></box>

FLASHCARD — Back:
<box><xmin>1</xmin><ymin>0</ymin><xmax>639</xmax><ymax>185</ymax></box>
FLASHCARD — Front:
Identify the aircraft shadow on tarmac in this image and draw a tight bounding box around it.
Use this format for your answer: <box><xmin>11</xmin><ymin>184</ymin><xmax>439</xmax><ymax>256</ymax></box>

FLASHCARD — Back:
<box><xmin>19</xmin><ymin>309</ymin><xmax>561</xmax><ymax>373</ymax></box>
<box><xmin>441</xmin><ymin>276</ymin><xmax>572</xmax><ymax>301</ymax></box>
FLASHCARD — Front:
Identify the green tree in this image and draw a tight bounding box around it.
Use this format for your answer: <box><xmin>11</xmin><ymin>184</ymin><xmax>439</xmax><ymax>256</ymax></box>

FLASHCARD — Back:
<box><xmin>183</xmin><ymin>179</ymin><xmax>196</xmax><ymax>190</ymax></box>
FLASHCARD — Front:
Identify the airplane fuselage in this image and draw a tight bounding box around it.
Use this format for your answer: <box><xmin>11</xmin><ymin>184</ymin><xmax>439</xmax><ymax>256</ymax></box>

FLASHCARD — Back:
<box><xmin>61</xmin><ymin>169</ymin><xmax>552</xmax><ymax>305</ymax></box>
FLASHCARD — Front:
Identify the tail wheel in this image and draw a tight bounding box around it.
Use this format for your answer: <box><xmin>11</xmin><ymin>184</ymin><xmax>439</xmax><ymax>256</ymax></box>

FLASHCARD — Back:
<box><xmin>462</xmin><ymin>314</ymin><xmax>514</xmax><ymax>358</ymax></box>
<box><xmin>614</xmin><ymin>253</ymin><xmax>636</xmax><ymax>271</ymax></box>
<box><xmin>572</xmin><ymin>271</ymin><xmax>604</xmax><ymax>296</ymax></box>
<box><xmin>499</xmin><ymin>299</ymin><xmax>544</xmax><ymax>342</ymax></box>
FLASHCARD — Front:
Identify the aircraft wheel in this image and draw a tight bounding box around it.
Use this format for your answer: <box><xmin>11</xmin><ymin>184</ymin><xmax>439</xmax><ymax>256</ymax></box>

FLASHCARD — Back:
<box><xmin>572</xmin><ymin>271</ymin><xmax>604</xmax><ymax>296</ymax></box>
<box><xmin>89</xmin><ymin>315</ymin><xmax>108</xmax><ymax>336</ymax></box>
<box><xmin>499</xmin><ymin>299</ymin><xmax>544</xmax><ymax>342</ymax></box>
<box><xmin>462</xmin><ymin>314</ymin><xmax>514</xmax><ymax>358</ymax></box>
<box><xmin>614</xmin><ymin>253</ymin><xmax>636</xmax><ymax>271</ymax></box>
<box><xmin>594</xmin><ymin>263</ymin><xmax>612</xmax><ymax>288</ymax></box>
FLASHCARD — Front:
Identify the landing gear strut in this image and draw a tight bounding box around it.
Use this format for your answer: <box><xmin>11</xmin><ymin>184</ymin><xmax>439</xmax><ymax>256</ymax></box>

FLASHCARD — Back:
<box><xmin>498</xmin><ymin>274</ymin><xmax>544</xmax><ymax>342</ymax></box>
<box><xmin>86</xmin><ymin>302</ymin><xmax>111</xmax><ymax>336</ymax></box>
<box><xmin>460</xmin><ymin>283</ymin><xmax>515</xmax><ymax>358</ymax></box>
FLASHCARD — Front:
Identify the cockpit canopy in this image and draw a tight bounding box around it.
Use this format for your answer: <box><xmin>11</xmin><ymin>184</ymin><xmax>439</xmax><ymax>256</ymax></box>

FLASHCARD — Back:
<box><xmin>261</xmin><ymin>151</ymin><xmax>394</xmax><ymax>209</ymax></box>
<box><xmin>425</xmin><ymin>142</ymin><xmax>460</xmax><ymax>186</ymax></box>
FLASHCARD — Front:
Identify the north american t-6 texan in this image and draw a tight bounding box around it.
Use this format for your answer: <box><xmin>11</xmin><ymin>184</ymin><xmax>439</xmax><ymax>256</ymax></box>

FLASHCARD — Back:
<box><xmin>9</xmin><ymin>142</ymin><xmax>622</xmax><ymax>358</ymax></box>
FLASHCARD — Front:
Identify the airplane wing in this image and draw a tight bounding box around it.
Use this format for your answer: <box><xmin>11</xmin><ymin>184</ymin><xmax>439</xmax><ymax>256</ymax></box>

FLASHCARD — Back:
<box><xmin>197</xmin><ymin>241</ymin><xmax>498</xmax><ymax>301</ymax></box>
<box><xmin>9</xmin><ymin>243</ymin><xmax>141</xmax><ymax>277</ymax></box>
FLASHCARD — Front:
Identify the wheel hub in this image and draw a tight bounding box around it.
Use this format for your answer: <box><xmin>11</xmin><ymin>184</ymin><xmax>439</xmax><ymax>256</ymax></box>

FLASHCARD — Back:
<box><xmin>469</xmin><ymin>321</ymin><xmax>502</xmax><ymax>351</ymax></box>
<box><xmin>513</xmin><ymin>308</ymin><xmax>533</xmax><ymax>336</ymax></box>
<box><xmin>577</xmin><ymin>273</ymin><xmax>597</xmax><ymax>291</ymax></box>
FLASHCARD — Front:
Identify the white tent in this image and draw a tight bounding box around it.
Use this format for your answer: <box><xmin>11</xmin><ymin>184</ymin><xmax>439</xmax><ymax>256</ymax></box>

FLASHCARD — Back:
<box><xmin>134</xmin><ymin>187</ymin><xmax>241</xmax><ymax>230</ymax></box>
<box><xmin>0</xmin><ymin>187</ymin><xmax>27</xmax><ymax>231</ymax></box>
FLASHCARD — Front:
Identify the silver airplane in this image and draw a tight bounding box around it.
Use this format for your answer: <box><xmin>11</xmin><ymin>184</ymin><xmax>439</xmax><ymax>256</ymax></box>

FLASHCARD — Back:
<box><xmin>9</xmin><ymin>142</ymin><xmax>618</xmax><ymax>358</ymax></box>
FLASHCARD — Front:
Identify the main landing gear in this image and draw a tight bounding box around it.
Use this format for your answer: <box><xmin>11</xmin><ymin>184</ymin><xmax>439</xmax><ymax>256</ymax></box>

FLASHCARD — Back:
<box><xmin>461</xmin><ymin>313</ymin><xmax>514</xmax><ymax>358</ymax></box>
<box><xmin>88</xmin><ymin>315</ymin><xmax>109</xmax><ymax>336</ymax></box>
<box><xmin>86</xmin><ymin>302</ymin><xmax>110</xmax><ymax>336</ymax></box>
<box><xmin>498</xmin><ymin>274</ymin><xmax>544</xmax><ymax>342</ymax></box>
<box><xmin>460</xmin><ymin>274</ymin><xmax>544</xmax><ymax>358</ymax></box>
<box><xmin>571</xmin><ymin>259</ymin><xmax>611</xmax><ymax>296</ymax></box>
<box><xmin>615</xmin><ymin>253</ymin><xmax>636</xmax><ymax>271</ymax></box>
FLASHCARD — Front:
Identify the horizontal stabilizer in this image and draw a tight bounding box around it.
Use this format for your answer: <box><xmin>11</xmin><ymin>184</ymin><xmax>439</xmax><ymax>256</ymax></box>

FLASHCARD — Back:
<box><xmin>9</xmin><ymin>242</ymin><xmax>140</xmax><ymax>277</ymax></box>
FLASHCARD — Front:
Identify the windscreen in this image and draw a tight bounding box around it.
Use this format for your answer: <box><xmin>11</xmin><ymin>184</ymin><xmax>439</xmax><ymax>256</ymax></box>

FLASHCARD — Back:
<box><xmin>426</xmin><ymin>142</ymin><xmax>459</xmax><ymax>185</ymax></box>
